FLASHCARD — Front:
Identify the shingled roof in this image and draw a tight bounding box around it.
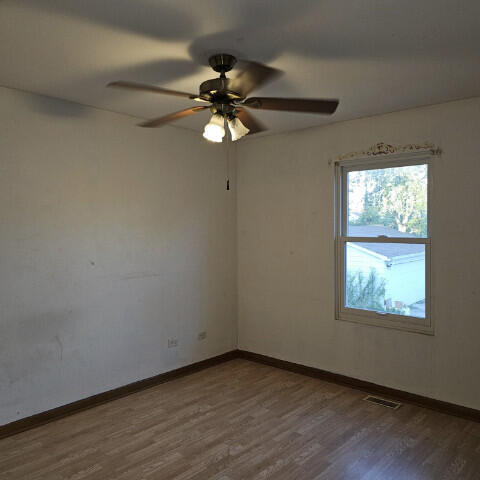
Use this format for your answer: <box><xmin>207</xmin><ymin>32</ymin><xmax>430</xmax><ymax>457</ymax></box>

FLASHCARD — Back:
<box><xmin>348</xmin><ymin>225</ymin><xmax>425</xmax><ymax>259</ymax></box>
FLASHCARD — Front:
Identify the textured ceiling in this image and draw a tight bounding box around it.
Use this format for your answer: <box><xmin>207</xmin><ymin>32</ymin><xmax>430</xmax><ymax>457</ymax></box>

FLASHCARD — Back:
<box><xmin>1</xmin><ymin>0</ymin><xmax>479</xmax><ymax>137</ymax></box>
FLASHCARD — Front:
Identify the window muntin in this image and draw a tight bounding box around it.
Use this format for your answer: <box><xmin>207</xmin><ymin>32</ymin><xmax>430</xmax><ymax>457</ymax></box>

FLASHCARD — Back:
<box><xmin>336</xmin><ymin>156</ymin><xmax>431</xmax><ymax>333</ymax></box>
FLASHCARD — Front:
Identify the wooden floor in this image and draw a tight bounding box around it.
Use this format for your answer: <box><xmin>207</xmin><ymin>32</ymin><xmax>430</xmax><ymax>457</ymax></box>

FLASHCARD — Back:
<box><xmin>1</xmin><ymin>359</ymin><xmax>479</xmax><ymax>479</ymax></box>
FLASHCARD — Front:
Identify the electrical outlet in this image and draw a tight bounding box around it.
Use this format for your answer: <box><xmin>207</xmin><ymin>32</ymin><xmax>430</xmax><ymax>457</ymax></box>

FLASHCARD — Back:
<box><xmin>198</xmin><ymin>331</ymin><xmax>207</xmax><ymax>341</ymax></box>
<box><xmin>168</xmin><ymin>338</ymin><xmax>178</xmax><ymax>348</ymax></box>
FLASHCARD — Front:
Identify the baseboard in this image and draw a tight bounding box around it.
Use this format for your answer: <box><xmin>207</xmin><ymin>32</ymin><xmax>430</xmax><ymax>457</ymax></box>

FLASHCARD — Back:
<box><xmin>2</xmin><ymin>348</ymin><xmax>478</xmax><ymax>440</ymax></box>
<box><xmin>0</xmin><ymin>350</ymin><xmax>238</xmax><ymax>440</ymax></box>
<box><xmin>238</xmin><ymin>350</ymin><xmax>480</xmax><ymax>423</ymax></box>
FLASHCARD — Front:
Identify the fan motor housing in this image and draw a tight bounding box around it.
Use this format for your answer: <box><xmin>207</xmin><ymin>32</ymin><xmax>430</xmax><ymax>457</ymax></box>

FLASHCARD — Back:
<box><xmin>199</xmin><ymin>78</ymin><xmax>244</xmax><ymax>103</ymax></box>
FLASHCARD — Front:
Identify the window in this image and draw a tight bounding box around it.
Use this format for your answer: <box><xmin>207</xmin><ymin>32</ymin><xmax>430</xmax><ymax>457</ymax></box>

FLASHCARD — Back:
<box><xmin>335</xmin><ymin>154</ymin><xmax>432</xmax><ymax>333</ymax></box>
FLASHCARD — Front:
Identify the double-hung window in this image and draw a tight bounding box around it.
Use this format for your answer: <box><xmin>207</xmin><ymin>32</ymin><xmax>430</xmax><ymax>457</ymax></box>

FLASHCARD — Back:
<box><xmin>335</xmin><ymin>154</ymin><xmax>432</xmax><ymax>333</ymax></box>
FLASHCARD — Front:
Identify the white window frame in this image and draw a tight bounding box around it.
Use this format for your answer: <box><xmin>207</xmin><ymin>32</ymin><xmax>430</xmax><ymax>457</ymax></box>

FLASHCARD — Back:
<box><xmin>335</xmin><ymin>151</ymin><xmax>433</xmax><ymax>335</ymax></box>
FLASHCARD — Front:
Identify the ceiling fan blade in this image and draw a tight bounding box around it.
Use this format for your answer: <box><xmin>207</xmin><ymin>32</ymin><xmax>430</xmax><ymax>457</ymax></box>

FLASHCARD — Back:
<box><xmin>235</xmin><ymin>107</ymin><xmax>267</xmax><ymax>135</ymax></box>
<box><xmin>231</xmin><ymin>61</ymin><xmax>282</xmax><ymax>97</ymax></box>
<box><xmin>243</xmin><ymin>97</ymin><xmax>339</xmax><ymax>114</ymax></box>
<box><xmin>107</xmin><ymin>81</ymin><xmax>207</xmax><ymax>102</ymax></box>
<box><xmin>139</xmin><ymin>106</ymin><xmax>209</xmax><ymax>128</ymax></box>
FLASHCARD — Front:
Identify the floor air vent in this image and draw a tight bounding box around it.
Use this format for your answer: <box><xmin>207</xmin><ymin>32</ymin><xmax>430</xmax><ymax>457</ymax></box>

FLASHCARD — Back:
<box><xmin>364</xmin><ymin>395</ymin><xmax>402</xmax><ymax>409</ymax></box>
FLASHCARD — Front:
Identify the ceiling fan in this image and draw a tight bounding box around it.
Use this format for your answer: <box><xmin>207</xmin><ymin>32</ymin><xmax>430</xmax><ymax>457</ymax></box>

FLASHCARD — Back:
<box><xmin>107</xmin><ymin>54</ymin><xmax>339</xmax><ymax>143</ymax></box>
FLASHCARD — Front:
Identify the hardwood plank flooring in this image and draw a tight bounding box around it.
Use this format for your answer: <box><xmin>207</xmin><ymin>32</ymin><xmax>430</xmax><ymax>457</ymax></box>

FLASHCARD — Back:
<box><xmin>1</xmin><ymin>359</ymin><xmax>479</xmax><ymax>479</ymax></box>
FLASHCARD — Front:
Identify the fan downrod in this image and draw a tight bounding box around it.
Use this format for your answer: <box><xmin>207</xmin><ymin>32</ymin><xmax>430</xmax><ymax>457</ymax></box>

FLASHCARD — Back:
<box><xmin>200</xmin><ymin>54</ymin><xmax>242</xmax><ymax>102</ymax></box>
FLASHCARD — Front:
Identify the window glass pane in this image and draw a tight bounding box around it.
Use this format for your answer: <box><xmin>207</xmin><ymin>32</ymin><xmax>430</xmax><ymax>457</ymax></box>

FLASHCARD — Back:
<box><xmin>347</xmin><ymin>164</ymin><xmax>427</xmax><ymax>238</ymax></box>
<box><xmin>345</xmin><ymin>242</ymin><xmax>425</xmax><ymax>318</ymax></box>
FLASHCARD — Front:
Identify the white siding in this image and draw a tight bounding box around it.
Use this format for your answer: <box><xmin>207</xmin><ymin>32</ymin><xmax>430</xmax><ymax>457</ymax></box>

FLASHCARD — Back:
<box><xmin>346</xmin><ymin>244</ymin><xmax>387</xmax><ymax>278</ymax></box>
<box><xmin>346</xmin><ymin>244</ymin><xmax>425</xmax><ymax>308</ymax></box>
<box><xmin>386</xmin><ymin>256</ymin><xmax>425</xmax><ymax>306</ymax></box>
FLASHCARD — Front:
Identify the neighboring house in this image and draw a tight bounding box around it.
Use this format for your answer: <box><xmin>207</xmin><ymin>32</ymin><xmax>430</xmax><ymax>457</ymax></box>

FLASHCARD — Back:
<box><xmin>347</xmin><ymin>225</ymin><xmax>425</xmax><ymax>311</ymax></box>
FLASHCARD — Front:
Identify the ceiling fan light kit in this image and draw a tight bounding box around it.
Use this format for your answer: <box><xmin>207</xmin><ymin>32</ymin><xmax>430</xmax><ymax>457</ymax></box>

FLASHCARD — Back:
<box><xmin>107</xmin><ymin>53</ymin><xmax>339</xmax><ymax>143</ymax></box>
<box><xmin>203</xmin><ymin>113</ymin><xmax>225</xmax><ymax>143</ymax></box>
<box><xmin>227</xmin><ymin>116</ymin><xmax>250</xmax><ymax>141</ymax></box>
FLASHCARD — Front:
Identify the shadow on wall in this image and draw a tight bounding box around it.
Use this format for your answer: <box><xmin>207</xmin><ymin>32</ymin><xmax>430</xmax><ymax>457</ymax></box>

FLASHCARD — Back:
<box><xmin>84</xmin><ymin>59</ymin><xmax>208</xmax><ymax>102</ymax></box>
<box><xmin>17</xmin><ymin>0</ymin><xmax>480</xmax><ymax>122</ymax></box>
<box><xmin>24</xmin><ymin>94</ymin><xmax>92</xmax><ymax>118</ymax></box>
<box><xmin>36</xmin><ymin>0</ymin><xmax>473</xmax><ymax>64</ymax></box>
<box><xmin>187</xmin><ymin>1</ymin><xmax>480</xmax><ymax>64</ymax></box>
<box><xmin>21</xmin><ymin>0</ymin><xmax>196</xmax><ymax>40</ymax></box>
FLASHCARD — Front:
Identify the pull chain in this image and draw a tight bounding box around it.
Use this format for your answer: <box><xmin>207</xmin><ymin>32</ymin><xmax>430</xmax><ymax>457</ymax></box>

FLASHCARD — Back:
<box><xmin>226</xmin><ymin>117</ymin><xmax>231</xmax><ymax>190</ymax></box>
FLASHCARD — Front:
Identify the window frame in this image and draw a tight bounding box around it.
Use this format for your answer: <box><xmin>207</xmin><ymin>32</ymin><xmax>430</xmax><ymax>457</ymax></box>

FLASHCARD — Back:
<box><xmin>334</xmin><ymin>152</ymin><xmax>433</xmax><ymax>335</ymax></box>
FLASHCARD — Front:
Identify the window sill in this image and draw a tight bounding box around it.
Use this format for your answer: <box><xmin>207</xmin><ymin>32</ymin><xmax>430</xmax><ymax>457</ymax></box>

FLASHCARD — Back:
<box><xmin>337</xmin><ymin>310</ymin><xmax>434</xmax><ymax>335</ymax></box>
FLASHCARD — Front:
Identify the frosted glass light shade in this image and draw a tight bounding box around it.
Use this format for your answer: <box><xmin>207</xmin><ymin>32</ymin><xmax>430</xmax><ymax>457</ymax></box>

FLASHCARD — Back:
<box><xmin>227</xmin><ymin>117</ymin><xmax>250</xmax><ymax>141</ymax></box>
<box><xmin>203</xmin><ymin>113</ymin><xmax>225</xmax><ymax>143</ymax></box>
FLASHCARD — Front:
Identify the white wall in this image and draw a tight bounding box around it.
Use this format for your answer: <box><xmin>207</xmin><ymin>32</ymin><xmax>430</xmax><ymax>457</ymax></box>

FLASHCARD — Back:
<box><xmin>236</xmin><ymin>97</ymin><xmax>480</xmax><ymax>410</ymax></box>
<box><xmin>0</xmin><ymin>87</ymin><xmax>237</xmax><ymax>426</ymax></box>
<box><xmin>2</xmin><ymin>87</ymin><xmax>479</xmax><ymax>426</ymax></box>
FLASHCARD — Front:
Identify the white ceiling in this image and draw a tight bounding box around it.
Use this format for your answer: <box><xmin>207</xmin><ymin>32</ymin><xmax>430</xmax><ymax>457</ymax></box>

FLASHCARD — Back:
<box><xmin>1</xmin><ymin>0</ymin><xmax>479</xmax><ymax>136</ymax></box>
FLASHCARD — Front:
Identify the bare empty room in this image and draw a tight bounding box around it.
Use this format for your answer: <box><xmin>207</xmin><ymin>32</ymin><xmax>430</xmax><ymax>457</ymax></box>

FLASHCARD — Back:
<box><xmin>1</xmin><ymin>1</ymin><xmax>480</xmax><ymax>479</ymax></box>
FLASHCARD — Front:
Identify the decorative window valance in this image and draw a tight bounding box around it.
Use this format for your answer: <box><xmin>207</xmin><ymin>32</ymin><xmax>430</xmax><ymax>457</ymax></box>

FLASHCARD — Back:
<box><xmin>332</xmin><ymin>142</ymin><xmax>441</xmax><ymax>165</ymax></box>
